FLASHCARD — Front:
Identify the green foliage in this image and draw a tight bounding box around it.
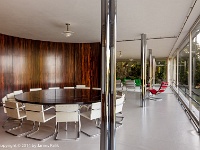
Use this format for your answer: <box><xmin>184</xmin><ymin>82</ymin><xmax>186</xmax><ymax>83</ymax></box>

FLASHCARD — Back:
<box><xmin>116</xmin><ymin>61</ymin><xmax>141</xmax><ymax>80</ymax></box>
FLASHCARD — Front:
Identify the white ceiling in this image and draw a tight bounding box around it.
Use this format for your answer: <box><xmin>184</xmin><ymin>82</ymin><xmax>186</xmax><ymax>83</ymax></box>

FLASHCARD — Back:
<box><xmin>0</xmin><ymin>0</ymin><xmax>200</xmax><ymax>60</ymax></box>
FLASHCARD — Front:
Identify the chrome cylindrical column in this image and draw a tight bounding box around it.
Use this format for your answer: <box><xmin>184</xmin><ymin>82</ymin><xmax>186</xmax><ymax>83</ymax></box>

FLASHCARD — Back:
<box><xmin>152</xmin><ymin>56</ymin><xmax>156</xmax><ymax>85</ymax></box>
<box><xmin>149</xmin><ymin>49</ymin><xmax>153</xmax><ymax>89</ymax></box>
<box><xmin>141</xmin><ymin>34</ymin><xmax>147</xmax><ymax>107</ymax></box>
<box><xmin>108</xmin><ymin>0</ymin><xmax>117</xmax><ymax>150</ymax></box>
<box><xmin>100</xmin><ymin>0</ymin><xmax>108</xmax><ymax>150</ymax></box>
<box><xmin>101</xmin><ymin>0</ymin><xmax>117</xmax><ymax>150</ymax></box>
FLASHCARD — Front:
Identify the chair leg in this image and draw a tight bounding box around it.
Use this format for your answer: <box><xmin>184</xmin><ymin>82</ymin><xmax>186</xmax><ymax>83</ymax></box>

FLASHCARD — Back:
<box><xmin>55</xmin><ymin>121</ymin><xmax>80</xmax><ymax>140</ymax></box>
<box><xmin>116</xmin><ymin>121</ymin><xmax>123</xmax><ymax>129</ymax></box>
<box><xmin>116</xmin><ymin>113</ymin><xmax>124</xmax><ymax>129</ymax></box>
<box><xmin>26</xmin><ymin>122</ymin><xmax>56</xmax><ymax>141</ymax></box>
<box><xmin>81</xmin><ymin>118</ymin><xmax>100</xmax><ymax>137</ymax></box>
<box><xmin>149</xmin><ymin>95</ymin><xmax>162</xmax><ymax>101</ymax></box>
<box><xmin>2</xmin><ymin>117</ymin><xmax>22</xmax><ymax>129</ymax></box>
<box><xmin>81</xmin><ymin>129</ymin><xmax>100</xmax><ymax>137</ymax></box>
<box><xmin>5</xmin><ymin>118</ymin><xmax>33</xmax><ymax>137</ymax></box>
<box><xmin>95</xmin><ymin>118</ymin><xmax>101</xmax><ymax>128</ymax></box>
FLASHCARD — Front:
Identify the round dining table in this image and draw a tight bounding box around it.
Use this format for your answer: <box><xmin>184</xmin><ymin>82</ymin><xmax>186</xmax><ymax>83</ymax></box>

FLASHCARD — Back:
<box><xmin>15</xmin><ymin>89</ymin><xmax>101</xmax><ymax>105</ymax></box>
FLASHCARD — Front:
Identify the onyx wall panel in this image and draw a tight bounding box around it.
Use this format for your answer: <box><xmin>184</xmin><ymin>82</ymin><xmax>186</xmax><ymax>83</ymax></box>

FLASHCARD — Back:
<box><xmin>0</xmin><ymin>34</ymin><xmax>101</xmax><ymax>99</ymax></box>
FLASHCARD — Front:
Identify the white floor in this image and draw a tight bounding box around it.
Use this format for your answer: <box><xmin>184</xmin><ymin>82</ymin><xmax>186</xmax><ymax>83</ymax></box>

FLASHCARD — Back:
<box><xmin>0</xmin><ymin>88</ymin><xmax>200</xmax><ymax>150</ymax></box>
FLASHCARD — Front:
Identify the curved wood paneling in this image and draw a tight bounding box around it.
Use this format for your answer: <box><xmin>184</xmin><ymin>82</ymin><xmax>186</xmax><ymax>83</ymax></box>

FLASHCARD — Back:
<box><xmin>0</xmin><ymin>34</ymin><xmax>101</xmax><ymax>99</ymax></box>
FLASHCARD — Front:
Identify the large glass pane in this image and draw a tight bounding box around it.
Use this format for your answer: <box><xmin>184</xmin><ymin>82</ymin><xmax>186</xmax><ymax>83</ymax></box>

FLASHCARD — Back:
<box><xmin>192</xmin><ymin>22</ymin><xmax>200</xmax><ymax>110</ymax></box>
<box><xmin>178</xmin><ymin>44</ymin><xmax>189</xmax><ymax>96</ymax></box>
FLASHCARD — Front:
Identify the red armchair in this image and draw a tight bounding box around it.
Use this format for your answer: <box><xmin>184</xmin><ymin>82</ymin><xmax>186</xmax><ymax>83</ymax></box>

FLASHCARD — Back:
<box><xmin>148</xmin><ymin>82</ymin><xmax>168</xmax><ymax>100</ymax></box>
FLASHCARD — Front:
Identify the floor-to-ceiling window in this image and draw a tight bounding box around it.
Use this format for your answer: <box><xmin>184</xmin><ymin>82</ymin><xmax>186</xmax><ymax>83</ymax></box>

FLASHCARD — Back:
<box><xmin>192</xmin><ymin>22</ymin><xmax>200</xmax><ymax>105</ymax></box>
<box><xmin>171</xmin><ymin>18</ymin><xmax>200</xmax><ymax>127</ymax></box>
<box><xmin>178</xmin><ymin>44</ymin><xmax>189</xmax><ymax>95</ymax></box>
<box><xmin>116</xmin><ymin>59</ymin><xmax>167</xmax><ymax>85</ymax></box>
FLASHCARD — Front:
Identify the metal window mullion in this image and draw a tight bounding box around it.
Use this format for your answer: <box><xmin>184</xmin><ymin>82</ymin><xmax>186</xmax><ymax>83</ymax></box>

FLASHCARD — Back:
<box><xmin>189</xmin><ymin>31</ymin><xmax>192</xmax><ymax>110</ymax></box>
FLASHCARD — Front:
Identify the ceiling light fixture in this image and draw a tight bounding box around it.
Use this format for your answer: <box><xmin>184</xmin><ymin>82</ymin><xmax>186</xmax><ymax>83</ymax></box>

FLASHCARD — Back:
<box><xmin>62</xmin><ymin>23</ymin><xmax>74</xmax><ymax>37</ymax></box>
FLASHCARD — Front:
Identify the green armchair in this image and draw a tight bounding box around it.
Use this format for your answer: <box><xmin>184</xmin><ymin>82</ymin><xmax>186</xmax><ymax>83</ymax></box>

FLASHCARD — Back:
<box><xmin>135</xmin><ymin>79</ymin><xmax>141</xmax><ymax>86</ymax></box>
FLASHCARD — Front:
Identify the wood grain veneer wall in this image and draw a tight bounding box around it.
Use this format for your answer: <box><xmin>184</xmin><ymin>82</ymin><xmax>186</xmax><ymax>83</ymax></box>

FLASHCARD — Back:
<box><xmin>0</xmin><ymin>34</ymin><xmax>101</xmax><ymax>99</ymax></box>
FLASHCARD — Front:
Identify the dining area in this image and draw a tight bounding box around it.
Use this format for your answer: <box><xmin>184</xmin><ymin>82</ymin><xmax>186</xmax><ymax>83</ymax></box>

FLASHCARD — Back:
<box><xmin>1</xmin><ymin>86</ymin><xmax>125</xmax><ymax>142</ymax></box>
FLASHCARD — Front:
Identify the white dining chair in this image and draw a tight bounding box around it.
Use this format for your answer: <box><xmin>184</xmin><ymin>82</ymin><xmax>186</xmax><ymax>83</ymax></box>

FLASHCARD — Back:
<box><xmin>4</xmin><ymin>100</ymin><xmax>30</xmax><ymax>136</ymax></box>
<box><xmin>55</xmin><ymin>104</ymin><xmax>80</xmax><ymax>140</ymax></box>
<box><xmin>115</xmin><ymin>94</ymin><xmax>125</xmax><ymax>128</ymax></box>
<box><xmin>2</xmin><ymin>94</ymin><xmax>24</xmax><ymax>128</ymax></box>
<box><xmin>25</xmin><ymin>103</ymin><xmax>56</xmax><ymax>141</ymax></box>
<box><xmin>80</xmin><ymin>102</ymin><xmax>101</xmax><ymax>137</ymax></box>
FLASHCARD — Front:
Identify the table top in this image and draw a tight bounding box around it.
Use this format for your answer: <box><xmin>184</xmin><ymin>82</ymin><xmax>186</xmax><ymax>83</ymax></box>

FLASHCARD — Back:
<box><xmin>15</xmin><ymin>89</ymin><xmax>101</xmax><ymax>105</ymax></box>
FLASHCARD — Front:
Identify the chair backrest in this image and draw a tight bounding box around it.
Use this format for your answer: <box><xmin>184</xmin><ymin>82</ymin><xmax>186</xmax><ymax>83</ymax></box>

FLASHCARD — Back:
<box><xmin>116</xmin><ymin>80</ymin><xmax>122</xmax><ymax>88</ymax></box>
<box><xmin>2</xmin><ymin>96</ymin><xmax>8</xmax><ymax>113</ymax></box>
<box><xmin>76</xmin><ymin>85</ymin><xmax>90</xmax><ymax>89</ymax></box>
<box><xmin>64</xmin><ymin>87</ymin><xmax>75</xmax><ymax>89</ymax></box>
<box><xmin>25</xmin><ymin>103</ymin><xmax>46</xmax><ymax>122</ymax></box>
<box><xmin>125</xmin><ymin>80</ymin><xmax>135</xmax><ymax>85</ymax></box>
<box><xmin>116</xmin><ymin>91</ymin><xmax>125</xmax><ymax>98</ymax></box>
<box><xmin>92</xmin><ymin>87</ymin><xmax>101</xmax><ymax>90</ymax></box>
<box><xmin>55</xmin><ymin>104</ymin><xmax>79</xmax><ymax>122</ymax></box>
<box><xmin>158</xmin><ymin>82</ymin><xmax>168</xmax><ymax>93</ymax></box>
<box><xmin>14</xmin><ymin>90</ymin><xmax>23</xmax><ymax>95</ymax></box>
<box><xmin>76</xmin><ymin>85</ymin><xmax>86</xmax><ymax>88</ymax></box>
<box><xmin>30</xmin><ymin>88</ymin><xmax>42</xmax><ymax>91</ymax></box>
<box><xmin>90</xmin><ymin>102</ymin><xmax>101</xmax><ymax>120</ymax></box>
<box><xmin>135</xmin><ymin>79</ymin><xmax>141</xmax><ymax>86</ymax></box>
<box><xmin>49</xmin><ymin>87</ymin><xmax>60</xmax><ymax>89</ymax></box>
<box><xmin>6</xmin><ymin>93</ymin><xmax>15</xmax><ymax>100</ymax></box>
<box><xmin>125</xmin><ymin>80</ymin><xmax>135</xmax><ymax>89</ymax></box>
<box><xmin>5</xmin><ymin>101</ymin><xmax>24</xmax><ymax>119</ymax></box>
<box><xmin>116</xmin><ymin>96</ymin><xmax>125</xmax><ymax>114</ymax></box>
